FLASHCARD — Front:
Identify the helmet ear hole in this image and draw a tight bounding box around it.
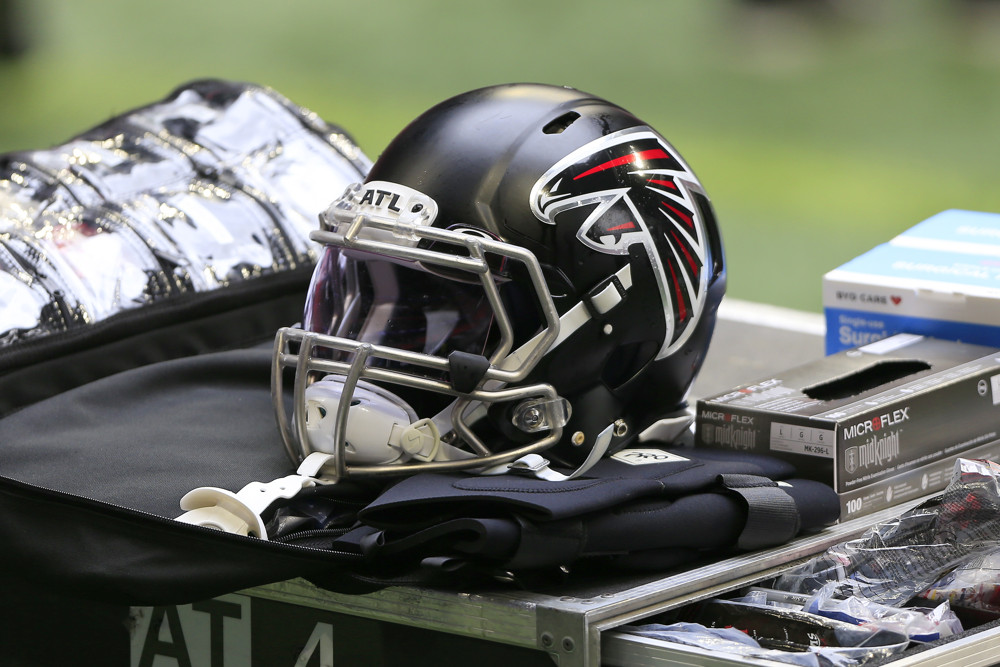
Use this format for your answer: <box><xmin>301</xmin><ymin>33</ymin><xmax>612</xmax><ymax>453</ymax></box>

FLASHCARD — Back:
<box><xmin>601</xmin><ymin>340</ymin><xmax>658</xmax><ymax>390</ymax></box>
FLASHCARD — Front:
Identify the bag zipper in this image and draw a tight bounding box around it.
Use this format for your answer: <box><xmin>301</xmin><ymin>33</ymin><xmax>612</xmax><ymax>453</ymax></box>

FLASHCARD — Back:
<box><xmin>0</xmin><ymin>472</ymin><xmax>362</xmax><ymax>562</ymax></box>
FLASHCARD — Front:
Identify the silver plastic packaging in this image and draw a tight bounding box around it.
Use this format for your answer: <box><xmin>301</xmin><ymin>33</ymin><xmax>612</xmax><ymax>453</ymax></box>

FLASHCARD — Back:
<box><xmin>775</xmin><ymin>459</ymin><xmax>1000</xmax><ymax>607</ymax></box>
<box><xmin>802</xmin><ymin>584</ymin><xmax>963</xmax><ymax>643</ymax></box>
<box><xmin>0</xmin><ymin>80</ymin><xmax>371</xmax><ymax>347</ymax></box>
<box><xmin>622</xmin><ymin>622</ymin><xmax>887</xmax><ymax>667</ymax></box>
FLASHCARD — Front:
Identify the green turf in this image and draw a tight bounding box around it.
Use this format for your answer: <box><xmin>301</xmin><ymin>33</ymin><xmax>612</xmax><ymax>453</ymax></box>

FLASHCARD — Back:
<box><xmin>1</xmin><ymin>0</ymin><xmax>998</xmax><ymax>311</ymax></box>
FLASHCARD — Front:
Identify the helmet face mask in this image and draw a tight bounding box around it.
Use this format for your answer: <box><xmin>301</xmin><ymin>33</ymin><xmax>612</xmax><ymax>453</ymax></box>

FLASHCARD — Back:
<box><xmin>272</xmin><ymin>84</ymin><xmax>725</xmax><ymax>481</ymax></box>
<box><xmin>273</xmin><ymin>179</ymin><xmax>569</xmax><ymax>478</ymax></box>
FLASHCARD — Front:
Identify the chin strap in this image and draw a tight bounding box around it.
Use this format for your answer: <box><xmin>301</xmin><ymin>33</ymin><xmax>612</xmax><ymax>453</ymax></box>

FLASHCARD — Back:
<box><xmin>176</xmin><ymin>409</ymin><xmax>696</xmax><ymax>539</ymax></box>
<box><xmin>175</xmin><ymin>432</ymin><xmax>482</xmax><ymax>539</ymax></box>
<box><xmin>482</xmin><ymin>422</ymin><xmax>615</xmax><ymax>481</ymax></box>
<box><xmin>176</xmin><ymin>428</ymin><xmax>609</xmax><ymax>539</ymax></box>
<box><xmin>177</xmin><ymin>408</ymin><xmax>696</xmax><ymax>538</ymax></box>
<box><xmin>487</xmin><ymin>412</ymin><xmax>695</xmax><ymax>483</ymax></box>
<box><xmin>176</xmin><ymin>453</ymin><xmax>337</xmax><ymax>539</ymax></box>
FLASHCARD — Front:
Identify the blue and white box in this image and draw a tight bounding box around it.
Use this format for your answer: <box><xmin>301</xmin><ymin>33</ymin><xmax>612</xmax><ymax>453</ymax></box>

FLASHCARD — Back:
<box><xmin>823</xmin><ymin>210</ymin><xmax>1000</xmax><ymax>355</ymax></box>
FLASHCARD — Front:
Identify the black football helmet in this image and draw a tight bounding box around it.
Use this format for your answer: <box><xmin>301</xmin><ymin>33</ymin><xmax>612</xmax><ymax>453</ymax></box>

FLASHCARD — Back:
<box><xmin>272</xmin><ymin>83</ymin><xmax>726</xmax><ymax>481</ymax></box>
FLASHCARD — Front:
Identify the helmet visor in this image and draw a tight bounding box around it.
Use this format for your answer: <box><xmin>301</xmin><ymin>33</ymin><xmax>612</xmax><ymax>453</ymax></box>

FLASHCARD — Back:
<box><xmin>303</xmin><ymin>246</ymin><xmax>498</xmax><ymax>364</ymax></box>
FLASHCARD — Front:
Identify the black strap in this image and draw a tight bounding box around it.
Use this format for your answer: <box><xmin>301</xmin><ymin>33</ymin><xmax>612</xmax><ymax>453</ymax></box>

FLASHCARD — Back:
<box><xmin>718</xmin><ymin>474</ymin><xmax>801</xmax><ymax>551</ymax></box>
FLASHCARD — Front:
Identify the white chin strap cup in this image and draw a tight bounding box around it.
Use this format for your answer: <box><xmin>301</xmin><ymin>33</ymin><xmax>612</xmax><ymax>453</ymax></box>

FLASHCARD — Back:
<box><xmin>303</xmin><ymin>376</ymin><xmax>445</xmax><ymax>465</ymax></box>
<box><xmin>176</xmin><ymin>474</ymin><xmax>317</xmax><ymax>540</ymax></box>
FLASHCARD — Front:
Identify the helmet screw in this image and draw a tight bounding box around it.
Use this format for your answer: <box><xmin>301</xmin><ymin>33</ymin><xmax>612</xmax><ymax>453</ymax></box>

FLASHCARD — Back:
<box><xmin>523</xmin><ymin>407</ymin><xmax>542</xmax><ymax>429</ymax></box>
<box><xmin>571</xmin><ymin>431</ymin><xmax>585</xmax><ymax>446</ymax></box>
<box><xmin>613</xmin><ymin>419</ymin><xmax>628</xmax><ymax>437</ymax></box>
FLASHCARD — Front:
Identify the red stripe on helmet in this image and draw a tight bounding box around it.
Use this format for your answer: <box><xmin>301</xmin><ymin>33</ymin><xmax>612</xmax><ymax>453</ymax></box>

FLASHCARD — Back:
<box><xmin>573</xmin><ymin>149</ymin><xmax>670</xmax><ymax>180</ymax></box>
<box><xmin>661</xmin><ymin>201</ymin><xmax>693</xmax><ymax>227</ymax></box>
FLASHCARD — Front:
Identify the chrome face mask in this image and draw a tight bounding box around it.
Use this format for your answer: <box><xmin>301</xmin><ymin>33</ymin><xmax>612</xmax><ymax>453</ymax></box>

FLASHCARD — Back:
<box><xmin>271</xmin><ymin>181</ymin><xmax>571</xmax><ymax>482</ymax></box>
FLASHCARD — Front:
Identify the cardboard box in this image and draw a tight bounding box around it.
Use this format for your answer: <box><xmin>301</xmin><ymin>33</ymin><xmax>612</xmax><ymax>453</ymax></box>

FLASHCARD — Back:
<box><xmin>695</xmin><ymin>334</ymin><xmax>1000</xmax><ymax>519</ymax></box>
<box><xmin>823</xmin><ymin>209</ymin><xmax>1000</xmax><ymax>355</ymax></box>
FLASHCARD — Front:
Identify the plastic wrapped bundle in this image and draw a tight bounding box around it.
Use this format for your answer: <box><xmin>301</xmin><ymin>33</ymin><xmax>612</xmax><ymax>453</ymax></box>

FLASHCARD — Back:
<box><xmin>775</xmin><ymin>459</ymin><xmax>1000</xmax><ymax>607</ymax></box>
<box><xmin>0</xmin><ymin>79</ymin><xmax>371</xmax><ymax>347</ymax></box>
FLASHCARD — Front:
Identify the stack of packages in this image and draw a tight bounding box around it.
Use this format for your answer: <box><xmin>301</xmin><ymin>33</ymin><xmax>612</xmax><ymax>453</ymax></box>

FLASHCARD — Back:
<box><xmin>626</xmin><ymin>458</ymin><xmax>1000</xmax><ymax>666</ymax></box>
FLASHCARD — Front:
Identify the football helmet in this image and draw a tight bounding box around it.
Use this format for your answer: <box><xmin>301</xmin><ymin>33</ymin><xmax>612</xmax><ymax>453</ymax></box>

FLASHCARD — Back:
<box><xmin>272</xmin><ymin>83</ymin><xmax>726</xmax><ymax>482</ymax></box>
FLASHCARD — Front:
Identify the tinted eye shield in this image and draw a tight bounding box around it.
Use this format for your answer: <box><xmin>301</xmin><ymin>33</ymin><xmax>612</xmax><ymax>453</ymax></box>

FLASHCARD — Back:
<box><xmin>312</xmin><ymin>183</ymin><xmax>562</xmax><ymax>380</ymax></box>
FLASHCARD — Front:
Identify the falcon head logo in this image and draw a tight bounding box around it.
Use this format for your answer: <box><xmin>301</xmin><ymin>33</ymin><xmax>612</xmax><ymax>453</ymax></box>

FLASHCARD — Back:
<box><xmin>529</xmin><ymin>127</ymin><xmax>711</xmax><ymax>357</ymax></box>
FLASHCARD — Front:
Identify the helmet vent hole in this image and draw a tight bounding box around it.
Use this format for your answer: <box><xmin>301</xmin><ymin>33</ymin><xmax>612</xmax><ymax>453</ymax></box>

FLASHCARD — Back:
<box><xmin>543</xmin><ymin>111</ymin><xmax>580</xmax><ymax>135</ymax></box>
